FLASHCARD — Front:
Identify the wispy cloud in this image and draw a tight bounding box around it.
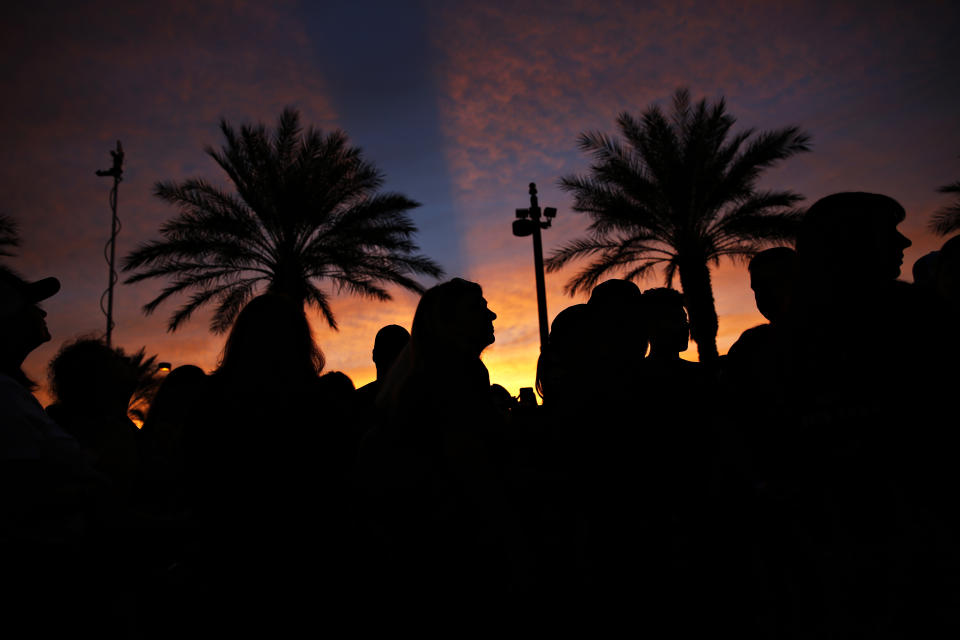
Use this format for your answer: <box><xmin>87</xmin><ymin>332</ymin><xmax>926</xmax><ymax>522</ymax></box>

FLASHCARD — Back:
<box><xmin>7</xmin><ymin>1</ymin><xmax>959</xmax><ymax>403</ymax></box>
<box><xmin>5</xmin><ymin>1</ymin><xmax>339</xmax><ymax>401</ymax></box>
<box><xmin>425</xmin><ymin>0</ymin><xmax>958</xmax><ymax>392</ymax></box>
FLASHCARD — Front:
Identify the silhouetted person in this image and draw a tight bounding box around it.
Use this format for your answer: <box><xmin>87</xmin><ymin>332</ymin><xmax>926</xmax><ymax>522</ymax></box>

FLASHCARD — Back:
<box><xmin>791</xmin><ymin>193</ymin><xmax>916</xmax><ymax>416</ymax></box>
<box><xmin>0</xmin><ymin>268</ymin><xmax>58</xmax><ymax>388</ymax></box>
<box><xmin>138</xmin><ymin>364</ymin><xmax>207</xmax><ymax>515</ymax></box>
<box><xmin>353</xmin><ymin>324</ymin><xmax>409</xmax><ymax>439</ymax></box>
<box><xmin>791</xmin><ymin>192</ymin><xmax>917</xmax><ymax>427</ymax></box>
<box><xmin>729</xmin><ymin>246</ymin><xmax>797</xmax><ymax>335</ymax></box>
<box><xmin>536</xmin><ymin>282</ymin><xmax>644</xmax><ymax>417</ymax></box>
<box><xmin>358</xmin><ymin>324</ymin><xmax>409</xmax><ymax>398</ymax></box>
<box><xmin>934</xmin><ymin>234</ymin><xmax>960</xmax><ymax>319</ymax></box>
<box><xmin>530</xmin><ymin>303</ymin><xmax>611</xmax><ymax>602</ymax></box>
<box><xmin>588</xmin><ymin>279</ymin><xmax>647</xmax><ymax>349</ymax></box>
<box><xmin>643</xmin><ymin>287</ymin><xmax>699</xmax><ymax>368</ymax></box>
<box><xmin>182</xmin><ymin>293</ymin><xmax>350</xmax><ymax>632</ymax></box>
<box><xmin>358</xmin><ymin>278</ymin><xmax>513</xmax><ymax>609</ymax></box>
<box><xmin>588</xmin><ymin>277</ymin><xmax>641</xmax><ymax>308</ymax></box>
<box><xmin>319</xmin><ymin>369</ymin><xmax>355</xmax><ymax>394</ymax></box>
<box><xmin>531</xmin><ymin>301</ymin><xmax>629</xmax><ymax>606</ymax></box>
<box><xmin>0</xmin><ymin>268</ymin><xmax>99</xmax><ymax>634</ymax></box>
<box><xmin>912</xmin><ymin>250</ymin><xmax>941</xmax><ymax>291</ymax></box>
<box><xmin>924</xmin><ymin>234</ymin><xmax>960</xmax><ymax>526</ymax></box>
<box><xmin>587</xmin><ymin>279</ymin><xmax>648</xmax><ymax>389</ymax></box>
<box><xmin>770</xmin><ymin>192</ymin><xmax>955</xmax><ymax>636</ymax></box>
<box><xmin>638</xmin><ymin>286</ymin><xmax>743</xmax><ymax>631</ymax></box>
<box><xmin>535</xmin><ymin>303</ymin><xmax>599</xmax><ymax>411</ymax></box>
<box><xmin>751</xmin><ymin>246</ymin><xmax>798</xmax><ymax>325</ymax></box>
<box><xmin>488</xmin><ymin>383</ymin><xmax>516</xmax><ymax>419</ymax></box>
<box><xmin>133</xmin><ymin>364</ymin><xmax>208</xmax><ymax>638</ymax></box>
<box><xmin>722</xmin><ymin>248</ymin><xmax>813</xmax><ymax>629</ymax></box>
<box><xmin>725</xmin><ymin>247</ymin><xmax>799</xmax><ymax>469</ymax></box>
<box><xmin>46</xmin><ymin>338</ymin><xmax>141</xmax><ymax>504</ymax></box>
<box><xmin>727</xmin><ymin>245</ymin><xmax>798</xmax><ymax>378</ymax></box>
<box><xmin>318</xmin><ymin>369</ymin><xmax>357</xmax><ymax>454</ymax></box>
<box><xmin>44</xmin><ymin>337</ymin><xmax>145</xmax><ymax>634</ymax></box>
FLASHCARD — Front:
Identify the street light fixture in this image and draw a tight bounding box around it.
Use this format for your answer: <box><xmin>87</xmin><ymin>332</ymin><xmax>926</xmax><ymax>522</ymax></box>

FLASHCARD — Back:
<box><xmin>513</xmin><ymin>183</ymin><xmax>556</xmax><ymax>350</ymax></box>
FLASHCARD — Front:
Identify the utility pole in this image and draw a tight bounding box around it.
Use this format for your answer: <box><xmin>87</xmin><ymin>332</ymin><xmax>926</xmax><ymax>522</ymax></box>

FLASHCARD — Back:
<box><xmin>96</xmin><ymin>141</ymin><xmax>124</xmax><ymax>346</ymax></box>
<box><xmin>513</xmin><ymin>182</ymin><xmax>556</xmax><ymax>350</ymax></box>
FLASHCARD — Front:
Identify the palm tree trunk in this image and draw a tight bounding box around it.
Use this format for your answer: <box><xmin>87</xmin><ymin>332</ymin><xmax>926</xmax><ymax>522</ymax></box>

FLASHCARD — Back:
<box><xmin>678</xmin><ymin>259</ymin><xmax>720</xmax><ymax>363</ymax></box>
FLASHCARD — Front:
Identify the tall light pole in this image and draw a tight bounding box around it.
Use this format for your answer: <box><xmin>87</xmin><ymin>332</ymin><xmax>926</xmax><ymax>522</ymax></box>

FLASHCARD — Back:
<box><xmin>513</xmin><ymin>182</ymin><xmax>556</xmax><ymax>350</ymax></box>
<box><xmin>96</xmin><ymin>141</ymin><xmax>124</xmax><ymax>346</ymax></box>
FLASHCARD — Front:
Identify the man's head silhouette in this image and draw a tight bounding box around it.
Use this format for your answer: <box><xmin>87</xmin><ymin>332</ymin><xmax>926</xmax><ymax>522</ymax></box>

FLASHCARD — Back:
<box><xmin>797</xmin><ymin>192</ymin><xmax>911</xmax><ymax>284</ymax></box>
<box><xmin>749</xmin><ymin>247</ymin><xmax>798</xmax><ymax>325</ymax></box>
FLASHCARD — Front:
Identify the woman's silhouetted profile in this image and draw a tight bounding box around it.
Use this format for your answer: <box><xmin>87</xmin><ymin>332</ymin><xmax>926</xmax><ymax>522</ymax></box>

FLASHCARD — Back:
<box><xmin>358</xmin><ymin>278</ymin><xmax>514</xmax><ymax>610</ymax></box>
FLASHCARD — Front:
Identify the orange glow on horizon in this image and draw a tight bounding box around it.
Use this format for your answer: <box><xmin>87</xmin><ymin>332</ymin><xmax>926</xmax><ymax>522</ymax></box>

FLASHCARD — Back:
<box><xmin>23</xmin><ymin>263</ymin><xmax>772</xmax><ymax>410</ymax></box>
<box><xmin>9</xmin><ymin>1</ymin><xmax>952</xmax><ymax>414</ymax></box>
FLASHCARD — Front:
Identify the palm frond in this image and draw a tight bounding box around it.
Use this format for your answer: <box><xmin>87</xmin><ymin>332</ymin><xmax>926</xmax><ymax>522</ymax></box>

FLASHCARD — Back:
<box><xmin>714</xmin><ymin>209</ymin><xmax>803</xmax><ymax>245</ymax></box>
<box><xmin>714</xmin><ymin>126</ymin><xmax>812</xmax><ymax>205</ymax></box>
<box><xmin>564</xmin><ymin>251</ymin><xmax>662</xmax><ymax>297</ymax></box>
<box><xmin>663</xmin><ymin>260</ymin><xmax>679</xmax><ymax>288</ymax></box>
<box><xmin>303</xmin><ymin>285</ymin><xmax>337</xmax><ymax>331</ymax></box>
<box><xmin>0</xmin><ymin>214</ymin><xmax>20</xmax><ymax>257</ymax></box>
<box><xmin>124</xmin><ymin>347</ymin><xmax>162</xmax><ymax>423</ymax></box>
<box><xmin>210</xmin><ymin>280</ymin><xmax>258</xmax><ymax>333</ymax></box>
<box><xmin>554</xmin><ymin>88</ymin><xmax>811</xmax><ymax>360</ymax></box>
<box><xmin>166</xmin><ymin>276</ymin><xmax>262</xmax><ymax>332</ymax></box>
<box><xmin>622</xmin><ymin>259</ymin><xmax>668</xmax><ymax>283</ymax></box>
<box><xmin>273</xmin><ymin>107</ymin><xmax>302</xmax><ymax>170</ymax></box>
<box><xmin>125</xmin><ymin>107</ymin><xmax>443</xmax><ymax>332</ymax></box>
<box><xmin>546</xmin><ymin>237</ymin><xmax>619</xmax><ymax>272</ymax></box>
<box><xmin>709</xmin><ymin>190</ymin><xmax>804</xmax><ymax>245</ymax></box>
<box><xmin>931</xmin><ymin>180</ymin><xmax>960</xmax><ymax>236</ymax></box>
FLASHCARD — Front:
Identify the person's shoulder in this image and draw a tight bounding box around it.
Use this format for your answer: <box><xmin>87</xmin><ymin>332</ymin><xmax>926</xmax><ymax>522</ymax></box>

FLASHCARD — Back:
<box><xmin>728</xmin><ymin>323</ymin><xmax>775</xmax><ymax>356</ymax></box>
<box><xmin>0</xmin><ymin>371</ymin><xmax>46</xmax><ymax>418</ymax></box>
<box><xmin>0</xmin><ymin>373</ymin><xmax>76</xmax><ymax>460</ymax></box>
<box><xmin>738</xmin><ymin>323</ymin><xmax>774</xmax><ymax>343</ymax></box>
<box><xmin>0</xmin><ymin>370</ymin><xmax>28</xmax><ymax>394</ymax></box>
<box><xmin>355</xmin><ymin>380</ymin><xmax>379</xmax><ymax>396</ymax></box>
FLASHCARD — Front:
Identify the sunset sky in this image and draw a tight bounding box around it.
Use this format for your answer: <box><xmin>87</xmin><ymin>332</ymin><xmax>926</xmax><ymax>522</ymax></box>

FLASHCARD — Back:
<box><xmin>3</xmin><ymin>0</ymin><xmax>958</xmax><ymax>405</ymax></box>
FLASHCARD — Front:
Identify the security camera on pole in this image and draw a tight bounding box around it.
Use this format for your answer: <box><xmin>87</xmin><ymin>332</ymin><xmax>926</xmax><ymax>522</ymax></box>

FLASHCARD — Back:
<box><xmin>513</xmin><ymin>182</ymin><xmax>556</xmax><ymax>351</ymax></box>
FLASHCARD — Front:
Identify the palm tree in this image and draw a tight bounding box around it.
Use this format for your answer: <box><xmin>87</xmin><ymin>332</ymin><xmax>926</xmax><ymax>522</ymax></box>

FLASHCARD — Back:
<box><xmin>930</xmin><ymin>179</ymin><xmax>960</xmax><ymax>236</ymax></box>
<box><xmin>548</xmin><ymin>88</ymin><xmax>811</xmax><ymax>362</ymax></box>
<box><xmin>125</xmin><ymin>347</ymin><xmax>161</xmax><ymax>425</ymax></box>
<box><xmin>0</xmin><ymin>214</ymin><xmax>20</xmax><ymax>258</ymax></box>
<box><xmin>123</xmin><ymin>108</ymin><xmax>443</xmax><ymax>333</ymax></box>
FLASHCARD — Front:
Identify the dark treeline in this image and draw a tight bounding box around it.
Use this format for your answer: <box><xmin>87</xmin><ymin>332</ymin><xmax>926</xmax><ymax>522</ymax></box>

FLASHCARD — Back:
<box><xmin>2</xmin><ymin>191</ymin><xmax>960</xmax><ymax>636</ymax></box>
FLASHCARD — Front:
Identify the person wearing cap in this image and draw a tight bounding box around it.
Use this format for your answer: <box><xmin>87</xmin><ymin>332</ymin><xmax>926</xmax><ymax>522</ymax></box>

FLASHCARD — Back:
<box><xmin>0</xmin><ymin>267</ymin><xmax>100</xmax><ymax>631</ymax></box>
<box><xmin>0</xmin><ymin>267</ymin><xmax>71</xmax><ymax>468</ymax></box>
<box><xmin>0</xmin><ymin>267</ymin><xmax>59</xmax><ymax>385</ymax></box>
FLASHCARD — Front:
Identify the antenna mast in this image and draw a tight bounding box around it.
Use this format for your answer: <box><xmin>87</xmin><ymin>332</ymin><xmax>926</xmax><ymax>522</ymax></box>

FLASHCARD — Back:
<box><xmin>96</xmin><ymin>140</ymin><xmax>124</xmax><ymax>346</ymax></box>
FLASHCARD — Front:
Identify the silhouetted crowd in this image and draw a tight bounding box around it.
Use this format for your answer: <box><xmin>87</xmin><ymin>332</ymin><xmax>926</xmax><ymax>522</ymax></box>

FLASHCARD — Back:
<box><xmin>3</xmin><ymin>192</ymin><xmax>960</xmax><ymax>637</ymax></box>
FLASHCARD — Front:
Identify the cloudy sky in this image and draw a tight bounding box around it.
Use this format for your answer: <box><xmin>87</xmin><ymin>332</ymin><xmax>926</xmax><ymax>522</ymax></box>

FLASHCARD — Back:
<box><xmin>3</xmin><ymin>0</ymin><xmax>958</xmax><ymax>403</ymax></box>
